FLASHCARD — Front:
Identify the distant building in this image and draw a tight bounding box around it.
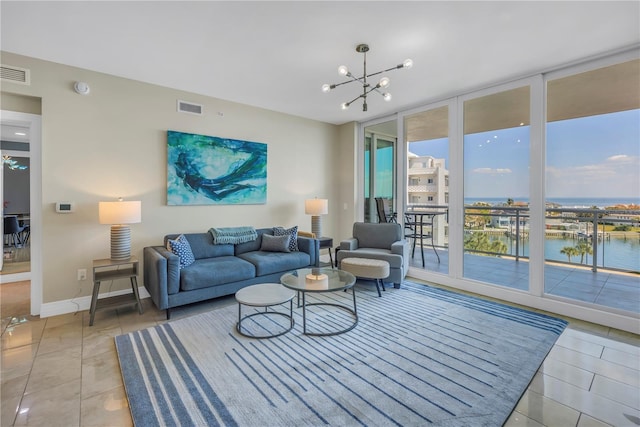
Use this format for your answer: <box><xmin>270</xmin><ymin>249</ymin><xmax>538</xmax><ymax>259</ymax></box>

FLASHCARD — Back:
<box><xmin>407</xmin><ymin>153</ymin><xmax>449</xmax><ymax>206</ymax></box>
<box><xmin>407</xmin><ymin>153</ymin><xmax>449</xmax><ymax>247</ymax></box>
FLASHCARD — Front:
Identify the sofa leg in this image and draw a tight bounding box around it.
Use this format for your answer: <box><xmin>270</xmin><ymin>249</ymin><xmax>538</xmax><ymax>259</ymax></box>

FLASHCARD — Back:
<box><xmin>166</xmin><ymin>308</ymin><xmax>171</xmax><ymax>320</ymax></box>
<box><xmin>394</xmin><ymin>283</ymin><xmax>401</xmax><ymax>289</ymax></box>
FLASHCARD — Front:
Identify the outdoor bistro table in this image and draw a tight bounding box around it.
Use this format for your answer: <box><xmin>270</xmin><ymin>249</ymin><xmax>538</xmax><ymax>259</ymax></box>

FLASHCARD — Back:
<box><xmin>404</xmin><ymin>209</ymin><xmax>448</xmax><ymax>267</ymax></box>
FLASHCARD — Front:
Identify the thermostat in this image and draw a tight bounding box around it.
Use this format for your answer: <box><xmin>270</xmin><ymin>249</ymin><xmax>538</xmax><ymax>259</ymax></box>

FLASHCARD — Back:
<box><xmin>55</xmin><ymin>202</ymin><xmax>75</xmax><ymax>213</ymax></box>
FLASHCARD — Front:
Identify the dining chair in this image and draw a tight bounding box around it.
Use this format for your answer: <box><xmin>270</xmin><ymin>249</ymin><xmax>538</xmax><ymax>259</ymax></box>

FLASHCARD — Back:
<box><xmin>3</xmin><ymin>216</ymin><xmax>27</xmax><ymax>247</ymax></box>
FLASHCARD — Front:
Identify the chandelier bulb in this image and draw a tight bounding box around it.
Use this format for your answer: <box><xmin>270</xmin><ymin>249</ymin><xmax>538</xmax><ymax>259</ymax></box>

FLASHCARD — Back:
<box><xmin>379</xmin><ymin>76</ymin><xmax>390</xmax><ymax>88</ymax></box>
<box><xmin>383</xmin><ymin>92</ymin><xmax>392</xmax><ymax>102</ymax></box>
<box><xmin>403</xmin><ymin>59</ymin><xmax>414</xmax><ymax>69</ymax></box>
<box><xmin>340</xmin><ymin>102</ymin><xmax>350</xmax><ymax>110</ymax></box>
<box><xmin>338</xmin><ymin>65</ymin><xmax>349</xmax><ymax>76</ymax></box>
<box><xmin>322</xmin><ymin>84</ymin><xmax>331</xmax><ymax>93</ymax></box>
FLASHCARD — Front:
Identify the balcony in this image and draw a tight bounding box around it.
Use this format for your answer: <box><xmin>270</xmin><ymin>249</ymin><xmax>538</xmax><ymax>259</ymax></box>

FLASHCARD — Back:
<box><xmin>405</xmin><ymin>205</ymin><xmax>640</xmax><ymax>315</ymax></box>
<box><xmin>407</xmin><ymin>184</ymin><xmax>439</xmax><ymax>193</ymax></box>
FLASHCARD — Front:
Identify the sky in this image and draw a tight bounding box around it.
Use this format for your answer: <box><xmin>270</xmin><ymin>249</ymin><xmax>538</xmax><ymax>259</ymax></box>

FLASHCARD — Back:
<box><xmin>408</xmin><ymin>109</ymin><xmax>640</xmax><ymax>200</ymax></box>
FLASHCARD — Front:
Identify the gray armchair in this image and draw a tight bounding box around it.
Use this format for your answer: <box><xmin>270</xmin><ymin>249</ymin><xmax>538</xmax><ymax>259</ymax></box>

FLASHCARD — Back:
<box><xmin>337</xmin><ymin>222</ymin><xmax>410</xmax><ymax>288</ymax></box>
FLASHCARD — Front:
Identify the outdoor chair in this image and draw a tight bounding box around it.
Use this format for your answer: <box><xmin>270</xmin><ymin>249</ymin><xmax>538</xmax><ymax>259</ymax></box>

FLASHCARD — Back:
<box><xmin>375</xmin><ymin>197</ymin><xmax>397</xmax><ymax>223</ymax></box>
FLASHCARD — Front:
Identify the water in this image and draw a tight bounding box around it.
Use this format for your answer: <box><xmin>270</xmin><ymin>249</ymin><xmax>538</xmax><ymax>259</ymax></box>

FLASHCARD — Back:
<box><xmin>463</xmin><ymin>197</ymin><xmax>640</xmax><ymax>272</ymax></box>
<box><xmin>497</xmin><ymin>235</ymin><xmax>640</xmax><ymax>272</ymax></box>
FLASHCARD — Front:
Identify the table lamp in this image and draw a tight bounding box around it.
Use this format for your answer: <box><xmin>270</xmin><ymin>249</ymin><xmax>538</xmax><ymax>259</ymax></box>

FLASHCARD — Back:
<box><xmin>99</xmin><ymin>198</ymin><xmax>141</xmax><ymax>260</ymax></box>
<box><xmin>305</xmin><ymin>198</ymin><xmax>328</xmax><ymax>238</ymax></box>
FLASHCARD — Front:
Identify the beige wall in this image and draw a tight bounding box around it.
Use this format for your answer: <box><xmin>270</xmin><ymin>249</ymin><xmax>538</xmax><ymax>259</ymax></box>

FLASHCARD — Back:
<box><xmin>0</xmin><ymin>92</ymin><xmax>42</xmax><ymax>114</ymax></box>
<box><xmin>1</xmin><ymin>52</ymin><xmax>358</xmax><ymax>307</ymax></box>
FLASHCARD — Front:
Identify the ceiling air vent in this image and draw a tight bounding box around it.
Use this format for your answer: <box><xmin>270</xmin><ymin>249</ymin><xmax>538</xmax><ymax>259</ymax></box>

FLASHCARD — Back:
<box><xmin>177</xmin><ymin>100</ymin><xmax>203</xmax><ymax>115</ymax></box>
<box><xmin>1</xmin><ymin>65</ymin><xmax>30</xmax><ymax>85</ymax></box>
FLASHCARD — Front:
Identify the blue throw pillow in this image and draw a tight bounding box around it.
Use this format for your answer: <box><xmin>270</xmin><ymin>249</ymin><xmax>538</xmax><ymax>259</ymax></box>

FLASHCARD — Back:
<box><xmin>260</xmin><ymin>234</ymin><xmax>291</xmax><ymax>252</ymax></box>
<box><xmin>167</xmin><ymin>234</ymin><xmax>195</xmax><ymax>269</ymax></box>
<box><xmin>273</xmin><ymin>225</ymin><xmax>298</xmax><ymax>251</ymax></box>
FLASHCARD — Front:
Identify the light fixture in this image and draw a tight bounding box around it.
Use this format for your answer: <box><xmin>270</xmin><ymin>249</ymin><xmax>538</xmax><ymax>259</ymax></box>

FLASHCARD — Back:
<box><xmin>304</xmin><ymin>198</ymin><xmax>328</xmax><ymax>238</ymax></box>
<box><xmin>99</xmin><ymin>198</ymin><xmax>141</xmax><ymax>260</ymax></box>
<box><xmin>322</xmin><ymin>43</ymin><xmax>413</xmax><ymax>112</ymax></box>
<box><xmin>2</xmin><ymin>155</ymin><xmax>27</xmax><ymax>170</ymax></box>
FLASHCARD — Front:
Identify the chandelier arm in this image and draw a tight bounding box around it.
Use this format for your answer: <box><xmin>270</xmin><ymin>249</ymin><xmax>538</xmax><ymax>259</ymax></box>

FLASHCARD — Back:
<box><xmin>365</xmin><ymin>65</ymin><xmax>404</xmax><ymax>79</ymax></box>
<box><xmin>363</xmin><ymin>84</ymin><xmax>381</xmax><ymax>97</ymax></box>
<box><xmin>330</xmin><ymin>73</ymin><xmax>366</xmax><ymax>89</ymax></box>
<box><xmin>344</xmin><ymin>93</ymin><xmax>364</xmax><ymax>107</ymax></box>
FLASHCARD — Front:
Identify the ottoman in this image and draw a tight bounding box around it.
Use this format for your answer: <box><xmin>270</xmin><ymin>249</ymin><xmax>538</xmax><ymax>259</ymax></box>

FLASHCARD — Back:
<box><xmin>340</xmin><ymin>257</ymin><xmax>390</xmax><ymax>297</ymax></box>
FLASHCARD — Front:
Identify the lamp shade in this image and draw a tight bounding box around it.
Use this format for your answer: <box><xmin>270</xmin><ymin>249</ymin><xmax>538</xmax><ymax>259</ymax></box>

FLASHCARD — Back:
<box><xmin>99</xmin><ymin>201</ymin><xmax>141</xmax><ymax>225</ymax></box>
<box><xmin>305</xmin><ymin>199</ymin><xmax>328</xmax><ymax>216</ymax></box>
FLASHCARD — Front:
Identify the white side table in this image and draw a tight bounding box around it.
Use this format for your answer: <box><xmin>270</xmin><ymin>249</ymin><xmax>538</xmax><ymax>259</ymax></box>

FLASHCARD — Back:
<box><xmin>235</xmin><ymin>283</ymin><xmax>296</xmax><ymax>338</ymax></box>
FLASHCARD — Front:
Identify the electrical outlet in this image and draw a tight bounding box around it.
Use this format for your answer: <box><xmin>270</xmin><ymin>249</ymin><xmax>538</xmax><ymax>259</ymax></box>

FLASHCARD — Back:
<box><xmin>77</xmin><ymin>269</ymin><xmax>87</xmax><ymax>281</ymax></box>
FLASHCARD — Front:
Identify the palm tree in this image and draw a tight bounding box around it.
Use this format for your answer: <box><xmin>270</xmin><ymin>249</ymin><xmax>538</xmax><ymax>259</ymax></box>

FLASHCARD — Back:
<box><xmin>576</xmin><ymin>241</ymin><xmax>593</xmax><ymax>264</ymax></box>
<box><xmin>464</xmin><ymin>232</ymin><xmax>508</xmax><ymax>256</ymax></box>
<box><xmin>560</xmin><ymin>246</ymin><xmax>580</xmax><ymax>263</ymax></box>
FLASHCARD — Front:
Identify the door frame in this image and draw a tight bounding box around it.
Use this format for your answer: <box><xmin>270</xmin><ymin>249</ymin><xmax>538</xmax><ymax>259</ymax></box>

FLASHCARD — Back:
<box><xmin>0</xmin><ymin>110</ymin><xmax>42</xmax><ymax>316</ymax></box>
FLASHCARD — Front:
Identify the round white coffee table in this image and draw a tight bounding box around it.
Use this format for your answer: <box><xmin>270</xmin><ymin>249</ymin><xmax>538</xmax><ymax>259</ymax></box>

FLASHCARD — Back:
<box><xmin>235</xmin><ymin>283</ymin><xmax>296</xmax><ymax>338</ymax></box>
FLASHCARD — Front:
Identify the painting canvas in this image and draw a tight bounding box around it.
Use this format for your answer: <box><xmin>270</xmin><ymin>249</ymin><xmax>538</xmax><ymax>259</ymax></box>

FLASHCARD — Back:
<box><xmin>167</xmin><ymin>130</ymin><xmax>267</xmax><ymax>205</ymax></box>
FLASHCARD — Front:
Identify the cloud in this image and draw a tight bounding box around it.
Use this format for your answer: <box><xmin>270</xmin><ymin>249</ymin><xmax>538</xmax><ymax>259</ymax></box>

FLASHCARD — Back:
<box><xmin>606</xmin><ymin>154</ymin><xmax>636</xmax><ymax>163</ymax></box>
<box><xmin>547</xmin><ymin>155</ymin><xmax>639</xmax><ymax>180</ymax></box>
<box><xmin>473</xmin><ymin>167</ymin><xmax>513</xmax><ymax>174</ymax></box>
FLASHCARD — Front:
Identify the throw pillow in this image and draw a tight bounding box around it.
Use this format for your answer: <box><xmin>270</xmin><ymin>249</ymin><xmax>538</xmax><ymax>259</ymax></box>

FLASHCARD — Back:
<box><xmin>260</xmin><ymin>234</ymin><xmax>291</xmax><ymax>253</ymax></box>
<box><xmin>273</xmin><ymin>225</ymin><xmax>299</xmax><ymax>252</ymax></box>
<box><xmin>167</xmin><ymin>234</ymin><xmax>195</xmax><ymax>269</ymax></box>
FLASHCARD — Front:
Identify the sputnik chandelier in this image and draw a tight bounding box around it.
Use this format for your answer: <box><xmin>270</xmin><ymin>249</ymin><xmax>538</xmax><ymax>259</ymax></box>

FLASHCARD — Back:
<box><xmin>322</xmin><ymin>43</ymin><xmax>413</xmax><ymax>111</ymax></box>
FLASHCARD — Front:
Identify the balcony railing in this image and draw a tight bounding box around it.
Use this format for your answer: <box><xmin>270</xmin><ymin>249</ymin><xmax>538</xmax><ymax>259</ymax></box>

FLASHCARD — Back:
<box><xmin>462</xmin><ymin>205</ymin><xmax>640</xmax><ymax>273</ymax></box>
<box><xmin>407</xmin><ymin>184</ymin><xmax>440</xmax><ymax>193</ymax></box>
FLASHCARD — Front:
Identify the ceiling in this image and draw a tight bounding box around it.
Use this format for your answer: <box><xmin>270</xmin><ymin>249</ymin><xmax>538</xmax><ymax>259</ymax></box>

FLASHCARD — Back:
<box><xmin>1</xmin><ymin>1</ymin><xmax>639</xmax><ymax>126</ymax></box>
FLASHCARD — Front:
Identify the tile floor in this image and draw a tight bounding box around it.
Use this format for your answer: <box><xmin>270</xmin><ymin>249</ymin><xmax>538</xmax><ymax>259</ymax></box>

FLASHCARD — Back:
<box><xmin>1</xmin><ymin>279</ymin><xmax>639</xmax><ymax>426</ymax></box>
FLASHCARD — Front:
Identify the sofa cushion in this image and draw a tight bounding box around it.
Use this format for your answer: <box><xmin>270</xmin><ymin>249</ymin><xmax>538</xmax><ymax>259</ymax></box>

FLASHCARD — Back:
<box><xmin>237</xmin><ymin>251</ymin><xmax>311</xmax><ymax>276</ymax></box>
<box><xmin>180</xmin><ymin>256</ymin><xmax>256</xmax><ymax>291</ymax></box>
<box><xmin>165</xmin><ymin>233</ymin><xmax>233</xmax><ymax>259</ymax></box>
<box><xmin>273</xmin><ymin>225</ymin><xmax>299</xmax><ymax>251</ymax></box>
<box><xmin>235</xmin><ymin>228</ymin><xmax>272</xmax><ymax>255</ymax></box>
<box><xmin>166</xmin><ymin>234</ymin><xmax>195</xmax><ymax>269</ymax></box>
<box><xmin>260</xmin><ymin>234</ymin><xmax>291</xmax><ymax>252</ymax></box>
<box><xmin>353</xmin><ymin>222</ymin><xmax>402</xmax><ymax>249</ymax></box>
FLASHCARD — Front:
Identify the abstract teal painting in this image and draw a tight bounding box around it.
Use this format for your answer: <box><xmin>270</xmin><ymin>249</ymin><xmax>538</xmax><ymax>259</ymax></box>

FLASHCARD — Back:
<box><xmin>167</xmin><ymin>130</ymin><xmax>267</xmax><ymax>205</ymax></box>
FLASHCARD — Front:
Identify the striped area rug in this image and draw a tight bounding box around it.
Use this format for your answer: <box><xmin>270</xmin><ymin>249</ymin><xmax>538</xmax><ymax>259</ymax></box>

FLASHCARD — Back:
<box><xmin>115</xmin><ymin>281</ymin><xmax>567</xmax><ymax>426</ymax></box>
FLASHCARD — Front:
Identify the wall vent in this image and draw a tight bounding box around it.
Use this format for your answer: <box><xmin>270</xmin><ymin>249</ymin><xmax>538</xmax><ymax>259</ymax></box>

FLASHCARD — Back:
<box><xmin>1</xmin><ymin>65</ymin><xmax>30</xmax><ymax>85</ymax></box>
<box><xmin>177</xmin><ymin>100</ymin><xmax>203</xmax><ymax>115</ymax></box>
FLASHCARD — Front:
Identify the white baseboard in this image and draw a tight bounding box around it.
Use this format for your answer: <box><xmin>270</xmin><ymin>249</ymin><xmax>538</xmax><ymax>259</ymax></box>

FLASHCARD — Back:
<box><xmin>39</xmin><ymin>287</ymin><xmax>151</xmax><ymax>318</ymax></box>
<box><xmin>0</xmin><ymin>272</ymin><xmax>31</xmax><ymax>283</ymax></box>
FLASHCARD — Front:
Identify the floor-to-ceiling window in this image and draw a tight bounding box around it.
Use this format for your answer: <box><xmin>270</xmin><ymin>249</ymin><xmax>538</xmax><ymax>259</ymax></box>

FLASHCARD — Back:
<box><xmin>404</xmin><ymin>105</ymin><xmax>450</xmax><ymax>275</ymax></box>
<box><xmin>364</xmin><ymin>120</ymin><xmax>397</xmax><ymax>223</ymax></box>
<box><xmin>462</xmin><ymin>85</ymin><xmax>531</xmax><ymax>290</ymax></box>
<box><xmin>360</xmin><ymin>51</ymin><xmax>639</xmax><ymax>331</ymax></box>
<box><xmin>544</xmin><ymin>58</ymin><xmax>640</xmax><ymax>312</ymax></box>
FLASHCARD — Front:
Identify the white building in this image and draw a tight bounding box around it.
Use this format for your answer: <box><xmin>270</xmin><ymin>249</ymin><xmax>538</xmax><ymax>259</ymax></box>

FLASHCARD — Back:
<box><xmin>407</xmin><ymin>153</ymin><xmax>449</xmax><ymax>206</ymax></box>
<box><xmin>407</xmin><ymin>153</ymin><xmax>449</xmax><ymax>247</ymax></box>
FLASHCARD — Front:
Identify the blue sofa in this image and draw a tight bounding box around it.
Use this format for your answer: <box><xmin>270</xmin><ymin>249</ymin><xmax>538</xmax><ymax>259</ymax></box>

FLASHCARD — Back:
<box><xmin>143</xmin><ymin>228</ymin><xmax>319</xmax><ymax>318</ymax></box>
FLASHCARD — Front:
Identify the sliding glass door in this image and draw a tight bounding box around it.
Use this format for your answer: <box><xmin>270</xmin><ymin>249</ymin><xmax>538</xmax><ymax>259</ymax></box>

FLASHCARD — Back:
<box><xmin>544</xmin><ymin>58</ymin><xmax>640</xmax><ymax>312</ymax></box>
<box><xmin>364</xmin><ymin>120</ymin><xmax>397</xmax><ymax>223</ymax></box>
<box><xmin>404</xmin><ymin>105</ymin><xmax>450</xmax><ymax>275</ymax></box>
<box><xmin>462</xmin><ymin>85</ymin><xmax>531</xmax><ymax>289</ymax></box>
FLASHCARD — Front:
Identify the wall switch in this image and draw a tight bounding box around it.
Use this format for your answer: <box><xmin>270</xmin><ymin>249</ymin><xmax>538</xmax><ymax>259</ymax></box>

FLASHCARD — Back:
<box><xmin>77</xmin><ymin>269</ymin><xmax>87</xmax><ymax>281</ymax></box>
